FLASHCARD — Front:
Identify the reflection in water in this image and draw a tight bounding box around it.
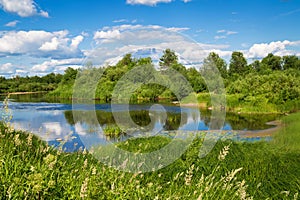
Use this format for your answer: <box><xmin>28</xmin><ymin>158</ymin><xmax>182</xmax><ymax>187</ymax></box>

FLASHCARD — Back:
<box><xmin>1</xmin><ymin>98</ymin><xmax>280</xmax><ymax>152</ymax></box>
<box><xmin>64</xmin><ymin>110</ymin><xmax>189</xmax><ymax>132</ymax></box>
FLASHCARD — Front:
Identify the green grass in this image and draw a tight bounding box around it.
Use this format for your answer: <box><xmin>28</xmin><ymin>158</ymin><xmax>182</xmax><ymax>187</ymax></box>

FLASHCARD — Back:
<box><xmin>1</xmin><ymin>116</ymin><xmax>300</xmax><ymax>199</ymax></box>
<box><xmin>272</xmin><ymin>112</ymin><xmax>300</xmax><ymax>152</ymax></box>
<box><xmin>103</xmin><ymin>125</ymin><xmax>124</xmax><ymax>138</ymax></box>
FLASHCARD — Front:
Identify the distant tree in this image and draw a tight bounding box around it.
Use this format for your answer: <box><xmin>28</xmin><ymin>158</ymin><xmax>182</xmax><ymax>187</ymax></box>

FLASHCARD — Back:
<box><xmin>62</xmin><ymin>67</ymin><xmax>78</xmax><ymax>84</ymax></box>
<box><xmin>159</xmin><ymin>49</ymin><xmax>178</xmax><ymax>70</ymax></box>
<box><xmin>203</xmin><ymin>52</ymin><xmax>228</xmax><ymax>78</ymax></box>
<box><xmin>282</xmin><ymin>55</ymin><xmax>300</xmax><ymax>70</ymax></box>
<box><xmin>261</xmin><ymin>53</ymin><xmax>282</xmax><ymax>70</ymax></box>
<box><xmin>229</xmin><ymin>51</ymin><xmax>248</xmax><ymax>75</ymax></box>
<box><xmin>186</xmin><ymin>68</ymin><xmax>207</xmax><ymax>93</ymax></box>
<box><xmin>250</xmin><ymin>60</ymin><xmax>261</xmax><ymax>72</ymax></box>
<box><xmin>116</xmin><ymin>54</ymin><xmax>136</xmax><ymax>69</ymax></box>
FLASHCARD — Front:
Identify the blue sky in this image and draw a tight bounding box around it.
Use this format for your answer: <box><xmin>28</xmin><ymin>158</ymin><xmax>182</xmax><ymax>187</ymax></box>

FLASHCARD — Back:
<box><xmin>0</xmin><ymin>0</ymin><xmax>300</xmax><ymax>77</ymax></box>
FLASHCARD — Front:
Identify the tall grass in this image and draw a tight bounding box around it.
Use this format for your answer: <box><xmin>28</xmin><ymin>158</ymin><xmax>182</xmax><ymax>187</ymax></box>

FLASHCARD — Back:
<box><xmin>272</xmin><ymin>112</ymin><xmax>300</xmax><ymax>152</ymax></box>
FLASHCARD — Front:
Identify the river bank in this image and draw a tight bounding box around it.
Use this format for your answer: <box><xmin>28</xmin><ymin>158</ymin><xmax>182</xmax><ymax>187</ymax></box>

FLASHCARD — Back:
<box><xmin>0</xmin><ymin>91</ymin><xmax>47</xmax><ymax>96</ymax></box>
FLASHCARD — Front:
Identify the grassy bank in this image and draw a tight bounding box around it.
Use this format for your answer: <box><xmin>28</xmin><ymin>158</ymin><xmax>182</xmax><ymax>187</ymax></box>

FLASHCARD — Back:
<box><xmin>1</xmin><ymin>111</ymin><xmax>300</xmax><ymax>199</ymax></box>
<box><xmin>272</xmin><ymin>112</ymin><xmax>300</xmax><ymax>152</ymax></box>
<box><xmin>181</xmin><ymin>93</ymin><xmax>300</xmax><ymax>114</ymax></box>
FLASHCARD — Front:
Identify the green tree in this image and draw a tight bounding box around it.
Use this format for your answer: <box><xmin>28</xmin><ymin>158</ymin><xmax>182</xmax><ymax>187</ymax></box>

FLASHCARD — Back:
<box><xmin>229</xmin><ymin>51</ymin><xmax>248</xmax><ymax>75</ymax></box>
<box><xmin>203</xmin><ymin>52</ymin><xmax>228</xmax><ymax>78</ymax></box>
<box><xmin>282</xmin><ymin>55</ymin><xmax>300</xmax><ymax>70</ymax></box>
<box><xmin>159</xmin><ymin>49</ymin><xmax>178</xmax><ymax>70</ymax></box>
<box><xmin>261</xmin><ymin>53</ymin><xmax>282</xmax><ymax>70</ymax></box>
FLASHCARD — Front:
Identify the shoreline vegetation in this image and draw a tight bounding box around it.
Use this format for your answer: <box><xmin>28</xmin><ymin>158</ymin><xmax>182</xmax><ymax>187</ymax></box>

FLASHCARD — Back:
<box><xmin>1</xmin><ymin>49</ymin><xmax>300</xmax><ymax>114</ymax></box>
<box><xmin>0</xmin><ymin>108</ymin><xmax>299</xmax><ymax>198</ymax></box>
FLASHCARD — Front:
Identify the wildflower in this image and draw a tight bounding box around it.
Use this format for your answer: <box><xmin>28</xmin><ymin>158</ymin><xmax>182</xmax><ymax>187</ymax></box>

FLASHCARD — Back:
<box><xmin>111</xmin><ymin>182</ymin><xmax>115</xmax><ymax>190</ymax></box>
<box><xmin>185</xmin><ymin>164</ymin><xmax>194</xmax><ymax>186</ymax></box>
<box><xmin>147</xmin><ymin>182</ymin><xmax>153</xmax><ymax>187</ymax></box>
<box><xmin>83</xmin><ymin>148</ymin><xmax>87</xmax><ymax>155</ymax></box>
<box><xmin>225</xmin><ymin>168</ymin><xmax>243</xmax><ymax>183</ymax></box>
<box><xmin>218</xmin><ymin>143</ymin><xmax>231</xmax><ymax>161</ymax></box>
<box><xmin>197</xmin><ymin>193</ymin><xmax>203</xmax><ymax>200</ymax></box>
<box><xmin>44</xmin><ymin>154</ymin><xmax>56</xmax><ymax>170</ymax></box>
<box><xmin>30</xmin><ymin>166</ymin><xmax>35</xmax><ymax>172</ymax></box>
<box><xmin>27</xmin><ymin>133</ymin><xmax>33</xmax><ymax>146</ymax></box>
<box><xmin>14</xmin><ymin>134</ymin><xmax>21</xmax><ymax>146</ymax></box>
<box><xmin>294</xmin><ymin>193</ymin><xmax>299</xmax><ymax>200</ymax></box>
<box><xmin>80</xmin><ymin>177</ymin><xmax>89</xmax><ymax>199</ymax></box>
<box><xmin>237</xmin><ymin>180</ymin><xmax>247</xmax><ymax>200</ymax></box>
<box><xmin>83</xmin><ymin>159</ymin><xmax>88</xmax><ymax>169</ymax></box>
<box><xmin>92</xmin><ymin>167</ymin><xmax>97</xmax><ymax>175</ymax></box>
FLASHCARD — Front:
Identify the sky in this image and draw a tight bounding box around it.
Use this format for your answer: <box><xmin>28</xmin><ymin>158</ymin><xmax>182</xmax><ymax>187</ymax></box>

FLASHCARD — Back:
<box><xmin>0</xmin><ymin>0</ymin><xmax>300</xmax><ymax>77</ymax></box>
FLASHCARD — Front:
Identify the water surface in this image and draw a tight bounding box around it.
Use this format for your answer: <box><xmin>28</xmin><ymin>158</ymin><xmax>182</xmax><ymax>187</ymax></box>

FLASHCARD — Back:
<box><xmin>1</xmin><ymin>94</ymin><xmax>279</xmax><ymax>151</ymax></box>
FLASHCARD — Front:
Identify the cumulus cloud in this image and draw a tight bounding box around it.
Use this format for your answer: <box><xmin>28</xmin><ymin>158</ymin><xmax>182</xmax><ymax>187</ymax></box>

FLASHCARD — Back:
<box><xmin>246</xmin><ymin>40</ymin><xmax>300</xmax><ymax>58</ymax></box>
<box><xmin>31</xmin><ymin>58</ymin><xmax>83</xmax><ymax>73</ymax></box>
<box><xmin>94</xmin><ymin>30</ymin><xmax>121</xmax><ymax>40</ymax></box>
<box><xmin>5</xmin><ymin>20</ymin><xmax>19</xmax><ymax>27</ymax></box>
<box><xmin>89</xmin><ymin>24</ymin><xmax>230</xmax><ymax>68</ymax></box>
<box><xmin>0</xmin><ymin>0</ymin><xmax>49</xmax><ymax>17</ymax></box>
<box><xmin>0</xmin><ymin>30</ymin><xmax>84</xmax><ymax>59</ymax></box>
<box><xmin>126</xmin><ymin>0</ymin><xmax>172</xmax><ymax>6</ymax></box>
<box><xmin>0</xmin><ymin>63</ymin><xmax>14</xmax><ymax>73</ymax></box>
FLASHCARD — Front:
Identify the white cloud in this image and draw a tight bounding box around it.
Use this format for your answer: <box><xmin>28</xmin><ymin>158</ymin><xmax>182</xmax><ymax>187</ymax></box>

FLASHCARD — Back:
<box><xmin>5</xmin><ymin>20</ymin><xmax>19</xmax><ymax>27</ymax></box>
<box><xmin>215</xmin><ymin>35</ymin><xmax>227</xmax><ymax>40</ymax></box>
<box><xmin>182</xmin><ymin>0</ymin><xmax>191</xmax><ymax>2</ymax></box>
<box><xmin>113</xmin><ymin>19</ymin><xmax>128</xmax><ymax>23</ymax></box>
<box><xmin>215</xmin><ymin>30</ymin><xmax>238</xmax><ymax>40</ymax></box>
<box><xmin>39</xmin><ymin>37</ymin><xmax>60</xmax><ymax>51</ymax></box>
<box><xmin>31</xmin><ymin>58</ymin><xmax>83</xmax><ymax>73</ymax></box>
<box><xmin>71</xmin><ymin>35</ymin><xmax>84</xmax><ymax>49</ymax></box>
<box><xmin>165</xmin><ymin>27</ymin><xmax>190</xmax><ymax>32</ymax></box>
<box><xmin>217</xmin><ymin>30</ymin><xmax>226</xmax><ymax>33</ymax></box>
<box><xmin>216</xmin><ymin>30</ymin><xmax>238</xmax><ymax>35</ymax></box>
<box><xmin>246</xmin><ymin>40</ymin><xmax>300</xmax><ymax>58</ymax></box>
<box><xmin>94</xmin><ymin>30</ymin><xmax>121</xmax><ymax>40</ymax></box>
<box><xmin>126</xmin><ymin>0</ymin><xmax>172</xmax><ymax>6</ymax></box>
<box><xmin>0</xmin><ymin>0</ymin><xmax>49</xmax><ymax>17</ymax></box>
<box><xmin>89</xmin><ymin>24</ymin><xmax>230</xmax><ymax>68</ymax></box>
<box><xmin>0</xmin><ymin>30</ymin><xmax>84</xmax><ymax>59</ymax></box>
<box><xmin>0</xmin><ymin>63</ymin><xmax>14</xmax><ymax>73</ymax></box>
<box><xmin>227</xmin><ymin>31</ymin><xmax>238</xmax><ymax>35</ymax></box>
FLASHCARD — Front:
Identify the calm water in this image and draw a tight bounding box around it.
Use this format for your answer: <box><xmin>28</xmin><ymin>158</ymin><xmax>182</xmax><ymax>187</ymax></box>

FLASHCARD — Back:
<box><xmin>1</xmin><ymin>94</ymin><xmax>279</xmax><ymax>151</ymax></box>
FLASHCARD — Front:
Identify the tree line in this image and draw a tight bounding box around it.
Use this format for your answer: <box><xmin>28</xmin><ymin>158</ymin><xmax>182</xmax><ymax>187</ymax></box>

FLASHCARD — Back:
<box><xmin>2</xmin><ymin>49</ymin><xmax>300</xmax><ymax>112</ymax></box>
<box><xmin>0</xmin><ymin>73</ymin><xmax>63</xmax><ymax>93</ymax></box>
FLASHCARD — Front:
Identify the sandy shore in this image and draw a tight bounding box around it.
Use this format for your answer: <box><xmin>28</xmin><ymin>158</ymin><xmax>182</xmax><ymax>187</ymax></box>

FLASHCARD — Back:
<box><xmin>0</xmin><ymin>91</ymin><xmax>47</xmax><ymax>96</ymax></box>
<box><xmin>238</xmin><ymin>120</ymin><xmax>282</xmax><ymax>138</ymax></box>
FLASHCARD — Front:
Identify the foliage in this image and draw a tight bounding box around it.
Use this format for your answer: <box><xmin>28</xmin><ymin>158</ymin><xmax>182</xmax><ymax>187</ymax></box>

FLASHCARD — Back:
<box><xmin>229</xmin><ymin>51</ymin><xmax>248</xmax><ymax>75</ymax></box>
<box><xmin>0</xmin><ymin>73</ymin><xmax>62</xmax><ymax>93</ymax></box>
<box><xmin>103</xmin><ymin>125</ymin><xmax>124</xmax><ymax>138</ymax></box>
